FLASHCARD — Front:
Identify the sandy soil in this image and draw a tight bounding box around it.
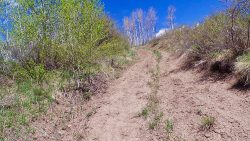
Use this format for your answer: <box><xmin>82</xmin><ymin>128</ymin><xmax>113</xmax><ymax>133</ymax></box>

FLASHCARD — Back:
<box><xmin>31</xmin><ymin>49</ymin><xmax>250</xmax><ymax>141</ymax></box>
<box><xmin>84</xmin><ymin>49</ymin><xmax>156</xmax><ymax>141</ymax></box>
<box><xmin>157</xmin><ymin>51</ymin><xmax>250</xmax><ymax>141</ymax></box>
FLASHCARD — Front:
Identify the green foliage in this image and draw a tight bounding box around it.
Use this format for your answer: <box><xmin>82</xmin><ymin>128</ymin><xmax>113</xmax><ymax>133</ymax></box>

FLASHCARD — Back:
<box><xmin>0</xmin><ymin>0</ymin><xmax>130</xmax><ymax>140</ymax></box>
<box><xmin>155</xmin><ymin>9</ymin><xmax>248</xmax><ymax>59</ymax></box>
<box><xmin>5</xmin><ymin>61</ymin><xmax>48</xmax><ymax>85</ymax></box>
<box><xmin>192</xmin><ymin>14</ymin><xmax>227</xmax><ymax>53</ymax></box>
<box><xmin>1</xmin><ymin>0</ymin><xmax>129</xmax><ymax>75</ymax></box>
<box><xmin>24</xmin><ymin>63</ymin><xmax>47</xmax><ymax>84</ymax></box>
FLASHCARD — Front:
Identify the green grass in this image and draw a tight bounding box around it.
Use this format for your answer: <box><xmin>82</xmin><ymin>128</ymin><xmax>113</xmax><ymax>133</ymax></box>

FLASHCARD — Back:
<box><xmin>144</xmin><ymin>50</ymin><xmax>164</xmax><ymax>130</ymax></box>
<box><xmin>138</xmin><ymin>107</ymin><xmax>149</xmax><ymax>119</ymax></box>
<box><xmin>0</xmin><ymin>69</ymin><xmax>80</xmax><ymax>139</ymax></box>
<box><xmin>149</xmin><ymin>112</ymin><xmax>163</xmax><ymax>130</ymax></box>
<box><xmin>0</xmin><ymin>53</ymin><xmax>135</xmax><ymax>140</ymax></box>
<box><xmin>153</xmin><ymin>50</ymin><xmax>162</xmax><ymax>63</ymax></box>
<box><xmin>201</xmin><ymin>116</ymin><xmax>215</xmax><ymax>130</ymax></box>
<box><xmin>0</xmin><ymin>72</ymin><xmax>56</xmax><ymax>140</ymax></box>
<box><xmin>165</xmin><ymin>119</ymin><xmax>174</xmax><ymax>133</ymax></box>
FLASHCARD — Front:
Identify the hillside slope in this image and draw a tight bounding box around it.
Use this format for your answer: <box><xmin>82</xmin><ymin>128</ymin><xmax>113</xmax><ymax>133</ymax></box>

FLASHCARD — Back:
<box><xmin>31</xmin><ymin>48</ymin><xmax>249</xmax><ymax>141</ymax></box>
<box><xmin>156</xmin><ymin>51</ymin><xmax>250</xmax><ymax>141</ymax></box>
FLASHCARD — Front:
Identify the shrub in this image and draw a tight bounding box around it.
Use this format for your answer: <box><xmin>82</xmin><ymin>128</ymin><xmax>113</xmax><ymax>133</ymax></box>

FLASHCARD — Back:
<box><xmin>201</xmin><ymin>116</ymin><xmax>215</xmax><ymax>130</ymax></box>
<box><xmin>0</xmin><ymin>0</ymin><xmax>129</xmax><ymax>76</ymax></box>
<box><xmin>152</xmin><ymin>26</ymin><xmax>193</xmax><ymax>53</ymax></box>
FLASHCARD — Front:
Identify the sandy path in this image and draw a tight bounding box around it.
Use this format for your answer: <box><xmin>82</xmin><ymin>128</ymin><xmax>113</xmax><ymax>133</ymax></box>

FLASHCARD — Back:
<box><xmin>157</xmin><ymin>51</ymin><xmax>250</xmax><ymax>141</ymax></box>
<box><xmin>85</xmin><ymin>49</ymin><xmax>156</xmax><ymax>141</ymax></box>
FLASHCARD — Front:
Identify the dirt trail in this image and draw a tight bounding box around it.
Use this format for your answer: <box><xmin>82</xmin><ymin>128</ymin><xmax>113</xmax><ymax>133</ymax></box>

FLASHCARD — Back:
<box><xmin>31</xmin><ymin>49</ymin><xmax>157</xmax><ymax>141</ymax></box>
<box><xmin>32</xmin><ymin>49</ymin><xmax>250</xmax><ymax>141</ymax></box>
<box><xmin>85</xmin><ymin>49</ymin><xmax>156</xmax><ymax>141</ymax></box>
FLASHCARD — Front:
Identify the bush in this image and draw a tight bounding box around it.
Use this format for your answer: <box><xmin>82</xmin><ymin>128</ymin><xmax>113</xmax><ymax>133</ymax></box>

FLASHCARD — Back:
<box><xmin>0</xmin><ymin>0</ymin><xmax>129</xmax><ymax>75</ymax></box>
<box><xmin>190</xmin><ymin>14</ymin><xmax>227</xmax><ymax>60</ymax></box>
<box><xmin>235</xmin><ymin>52</ymin><xmax>250</xmax><ymax>86</ymax></box>
<box><xmin>152</xmin><ymin>26</ymin><xmax>193</xmax><ymax>53</ymax></box>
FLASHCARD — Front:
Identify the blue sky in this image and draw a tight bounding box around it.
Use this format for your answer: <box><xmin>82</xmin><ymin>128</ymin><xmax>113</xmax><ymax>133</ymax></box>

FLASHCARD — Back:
<box><xmin>102</xmin><ymin>0</ymin><xmax>226</xmax><ymax>31</ymax></box>
<box><xmin>0</xmin><ymin>0</ymin><xmax>226</xmax><ymax>40</ymax></box>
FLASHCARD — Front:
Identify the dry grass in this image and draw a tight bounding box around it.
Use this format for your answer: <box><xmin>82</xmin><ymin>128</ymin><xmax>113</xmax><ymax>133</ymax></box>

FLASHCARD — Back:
<box><xmin>235</xmin><ymin>52</ymin><xmax>250</xmax><ymax>87</ymax></box>
<box><xmin>200</xmin><ymin>116</ymin><xmax>215</xmax><ymax>131</ymax></box>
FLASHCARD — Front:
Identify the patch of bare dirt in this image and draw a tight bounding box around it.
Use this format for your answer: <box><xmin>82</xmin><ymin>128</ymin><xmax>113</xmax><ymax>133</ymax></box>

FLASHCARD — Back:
<box><xmin>157</xmin><ymin>51</ymin><xmax>250</xmax><ymax>141</ymax></box>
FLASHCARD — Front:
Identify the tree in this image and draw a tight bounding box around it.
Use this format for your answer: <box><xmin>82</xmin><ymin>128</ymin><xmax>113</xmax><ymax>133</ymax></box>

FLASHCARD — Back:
<box><xmin>146</xmin><ymin>7</ymin><xmax>157</xmax><ymax>41</ymax></box>
<box><xmin>123</xmin><ymin>7</ymin><xmax>157</xmax><ymax>46</ymax></box>
<box><xmin>1</xmin><ymin>0</ymin><xmax>128</xmax><ymax>73</ymax></box>
<box><xmin>167</xmin><ymin>5</ymin><xmax>176</xmax><ymax>30</ymax></box>
<box><xmin>131</xmin><ymin>11</ymin><xmax>138</xmax><ymax>45</ymax></box>
<box><xmin>123</xmin><ymin>16</ymin><xmax>132</xmax><ymax>45</ymax></box>
<box><xmin>136</xmin><ymin>9</ymin><xmax>144</xmax><ymax>45</ymax></box>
